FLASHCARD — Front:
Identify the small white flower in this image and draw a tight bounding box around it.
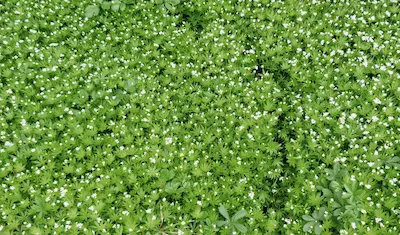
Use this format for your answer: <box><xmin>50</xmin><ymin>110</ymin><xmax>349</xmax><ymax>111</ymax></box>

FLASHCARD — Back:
<box><xmin>365</xmin><ymin>184</ymin><xmax>371</xmax><ymax>189</ymax></box>
<box><xmin>165</xmin><ymin>137</ymin><xmax>173</xmax><ymax>145</ymax></box>
<box><xmin>373</xmin><ymin>98</ymin><xmax>381</xmax><ymax>104</ymax></box>
<box><xmin>152</xmin><ymin>215</ymin><xmax>156</xmax><ymax>220</ymax></box>
<box><xmin>4</xmin><ymin>141</ymin><xmax>14</xmax><ymax>147</ymax></box>
<box><xmin>349</xmin><ymin>113</ymin><xmax>357</xmax><ymax>120</ymax></box>
<box><xmin>249</xmin><ymin>191</ymin><xmax>255</xmax><ymax>200</ymax></box>
<box><xmin>63</xmin><ymin>202</ymin><xmax>69</xmax><ymax>207</ymax></box>
<box><xmin>122</xmin><ymin>210</ymin><xmax>129</xmax><ymax>215</ymax></box>
<box><xmin>371</xmin><ymin>116</ymin><xmax>379</xmax><ymax>122</ymax></box>
<box><xmin>197</xmin><ymin>200</ymin><xmax>202</xmax><ymax>206</ymax></box>
<box><xmin>0</xmin><ymin>225</ymin><xmax>3</xmax><ymax>231</ymax></box>
<box><xmin>6</xmin><ymin>89</ymin><xmax>13</xmax><ymax>94</ymax></box>
<box><xmin>146</xmin><ymin>208</ymin><xmax>152</xmax><ymax>214</ymax></box>
<box><xmin>150</xmin><ymin>158</ymin><xmax>156</xmax><ymax>163</ymax></box>
<box><xmin>247</xmin><ymin>133</ymin><xmax>254</xmax><ymax>141</ymax></box>
<box><xmin>89</xmin><ymin>206</ymin><xmax>94</xmax><ymax>211</ymax></box>
<box><xmin>35</xmin><ymin>169</ymin><xmax>41</xmax><ymax>175</ymax></box>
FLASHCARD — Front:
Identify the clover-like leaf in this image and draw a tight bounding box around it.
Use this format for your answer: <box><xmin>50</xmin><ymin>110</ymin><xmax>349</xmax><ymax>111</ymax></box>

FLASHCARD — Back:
<box><xmin>85</xmin><ymin>5</ymin><xmax>100</xmax><ymax>18</ymax></box>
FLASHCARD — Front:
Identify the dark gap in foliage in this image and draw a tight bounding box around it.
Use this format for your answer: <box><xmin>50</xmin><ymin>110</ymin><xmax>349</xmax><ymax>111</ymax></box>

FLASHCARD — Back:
<box><xmin>253</xmin><ymin>58</ymin><xmax>297</xmax><ymax>215</ymax></box>
<box><xmin>179</xmin><ymin>9</ymin><xmax>209</xmax><ymax>39</ymax></box>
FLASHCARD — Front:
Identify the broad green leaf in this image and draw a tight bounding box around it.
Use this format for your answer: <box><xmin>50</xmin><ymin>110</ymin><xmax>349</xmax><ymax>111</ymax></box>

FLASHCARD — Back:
<box><xmin>322</xmin><ymin>188</ymin><xmax>333</xmax><ymax>197</ymax></box>
<box><xmin>232</xmin><ymin>209</ymin><xmax>247</xmax><ymax>221</ymax></box>
<box><xmin>233</xmin><ymin>223</ymin><xmax>248</xmax><ymax>233</ymax></box>
<box><xmin>101</xmin><ymin>1</ymin><xmax>112</xmax><ymax>10</ymax></box>
<box><xmin>218</xmin><ymin>205</ymin><xmax>230</xmax><ymax>220</ymax></box>
<box><xmin>111</xmin><ymin>3</ymin><xmax>120</xmax><ymax>11</ymax></box>
<box><xmin>217</xmin><ymin>221</ymin><xmax>228</xmax><ymax>227</ymax></box>
<box><xmin>164</xmin><ymin>2</ymin><xmax>173</xmax><ymax>11</ymax></box>
<box><xmin>155</xmin><ymin>0</ymin><xmax>164</xmax><ymax>4</ymax></box>
<box><xmin>302</xmin><ymin>215</ymin><xmax>315</xmax><ymax>222</ymax></box>
<box><xmin>120</xmin><ymin>2</ymin><xmax>126</xmax><ymax>11</ymax></box>
<box><xmin>168</xmin><ymin>0</ymin><xmax>180</xmax><ymax>5</ymax></box>
<box><xmin>85</xmin><ymin>5</ymin><xmax>100</xmax><ymax>18</ymax></box>
<box><xmin>160</xmin><ymin>169</ymin><xmax>175</xmax><ymax>181</ymax></box>
<box><xmin>386</xmin><ymin>157</ymin><xmax>400</xmax><ymax>163</ymax></box>
<box><xmin>317</xmin><ymin>207</ymin><xmax>325</xmax><ymax>219</ymax></box>
<box><xmin>164</xmin><ymin>178</ymin><xmax>180</xmax><ymax>194</ymax></box>
<box><xmin>303</xmin><ymin>221</ymin><xmax>314</xmax><ymax>232</ymax></box>
<box><xmin>314</xmin><ymin>223</ymin><xmax>322</xmax><ymax>235</ymax></box>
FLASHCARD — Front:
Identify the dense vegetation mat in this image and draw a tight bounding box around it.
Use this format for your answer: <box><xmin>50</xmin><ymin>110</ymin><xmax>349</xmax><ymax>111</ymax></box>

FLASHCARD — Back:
<box><xmin>0</xmin><ymin>0</ymin><xmax>399</xmax><ymax>234</ymax></box>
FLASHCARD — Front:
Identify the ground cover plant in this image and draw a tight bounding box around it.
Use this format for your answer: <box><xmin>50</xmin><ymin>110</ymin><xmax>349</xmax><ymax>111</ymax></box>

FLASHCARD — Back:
<box><xmin>0</xmin><ymin>0</ymin><xmax>399</xmax><ymax>234</ymax></box>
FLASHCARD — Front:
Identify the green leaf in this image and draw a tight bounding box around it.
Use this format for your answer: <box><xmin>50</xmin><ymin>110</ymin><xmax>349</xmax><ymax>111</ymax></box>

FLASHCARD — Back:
<box><xmin>160</xmin><ymin>169</ymin><xmax>175</xmax><ymax>181</ymax></box>
<box><xmin>101</xmin><ymin>2</ymin><xmax>112</xmax><ymax>10</ymax></box>
<box><xmin>217</xmin><ymin>221</ymin><xmax>228</xmax><ymax>227</ymax></box>
<box><xmin>232</xmin><ymin>209</ymin><xmax>247</xmax><ymax>221</ymax></box>
<box><xmin>302</xmin><ymin>215</ymin><xmax>315</xmax><ymax>222</ymax></box>
<box><xmin>218</xmin><ymin>205</ymin><xmax>230</xmax><ymax>220</ymax></box>
<box><xmin>386</xmin><ymin>157</ymin><xmax>400</xmax><ymax>163</ymax></box>
<box><xmin>85</xmin><ymin>5</ymin><xmax>100</xmax><ymax>18</ymax></box>
<box><xmin>168</xmin><ymin>0</ymin><xmax>180</xmax><ymax>5</ymax></box>
<box><xmin>111</xmin><ymin>3</ymin><xmax>120</xmax><ymax>11</ymax></box>
<box><xmin>233</xmin><ymin>223</ymin><xmax>247</xmax><ymax>233</ymax></box>
<box><xmin>303</xmin><ymin>221</ymin><xmax>314</xmax><ymax>232</ymax></box>
<box><xmin>317</xmin><ymin>207</ymin><xmax>325</xmax><ymax>219</ymax></box>
<box><xmin>314</xmin><ymin>223</ymin><xmax>322</xmax><ymax>235</ymax></box>
<box><xmin>120</xmin><ymin>2</ymin><xmax>126</xmax><ymax>11</ymax></box>
<box><xmin>155</xmin><ymin>0</ymin><xmax>163</xmax><ymax>4</ymax></box>
<box><xmin>164</xmin><ymin>2</ymin><xmax>173</xmax><ymax>11</ymax></box>
<box><xmin>164</xmin><ymin>179</ymin><xmax>180</xmax><ymax>194</ymax></box>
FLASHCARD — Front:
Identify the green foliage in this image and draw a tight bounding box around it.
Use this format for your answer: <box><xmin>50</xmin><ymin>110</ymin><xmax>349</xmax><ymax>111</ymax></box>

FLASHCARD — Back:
<box><xmin>85</xmin><ymin>0</ymin><xmax>129</xmax><ymax>18</ymax></box>
<box><xmin>217</xmin><ymin>205</ymin><xmax>248</xmax><ymax>234</ymax></box>
<box><xmin>155</xmin><ymin>0</ymin><xmax>180</xmax><ymax>11</ymax></box>
<box><xmin>0</xmin><ymin>0</ymin><xmax>399</xmax><ymax>233</ymax></box>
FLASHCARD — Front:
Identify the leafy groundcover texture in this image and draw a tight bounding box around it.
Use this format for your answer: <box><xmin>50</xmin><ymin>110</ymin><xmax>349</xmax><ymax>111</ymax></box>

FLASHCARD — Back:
<box><xmin>0</xmin><ymin>0</ymin><xmax>399</xmax><ymax>234</ymax></box>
